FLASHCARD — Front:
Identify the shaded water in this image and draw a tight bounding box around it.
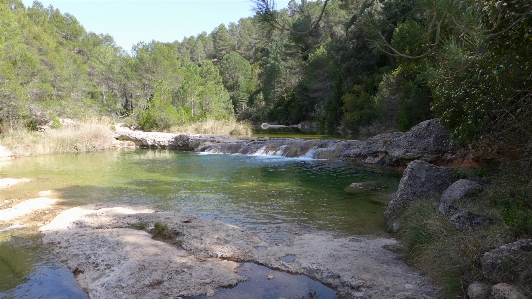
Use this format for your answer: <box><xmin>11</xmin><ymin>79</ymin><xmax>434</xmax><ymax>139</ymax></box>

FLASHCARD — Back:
<box><xmin>187</xmin><ymin>263</ymin><xmax>338</xmax><ymax>299</ymax></box>
<box><xmin>0</xmin><ymin>149</ymin><xmax>400</xmax><ymax>297</ymax></box>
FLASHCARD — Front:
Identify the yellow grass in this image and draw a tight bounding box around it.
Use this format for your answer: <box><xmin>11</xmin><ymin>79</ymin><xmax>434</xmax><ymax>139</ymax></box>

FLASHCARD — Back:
<box><xmin>0</xmin><ymin>118</ymin><xmax>116</xmax><ymax>157</ymax></box>
<box><xmin>170</xmin><ymin>119</ymin><xmax>252</xmax><ymax>136</ymax></box>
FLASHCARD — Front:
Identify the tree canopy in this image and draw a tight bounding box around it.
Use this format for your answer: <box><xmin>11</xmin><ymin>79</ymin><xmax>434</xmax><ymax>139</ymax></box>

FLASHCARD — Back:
<box><xmin>1</xmin><ymin>0</ymin><xmax>530</xmax><ymax>158</ymax></box>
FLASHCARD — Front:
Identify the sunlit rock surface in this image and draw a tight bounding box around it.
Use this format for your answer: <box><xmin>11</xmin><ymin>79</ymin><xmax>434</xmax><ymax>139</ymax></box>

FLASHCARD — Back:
<box><xmin>115</xmin><ymin>119</ymin><xmax>464</xmax><ymax>167</ymax></box>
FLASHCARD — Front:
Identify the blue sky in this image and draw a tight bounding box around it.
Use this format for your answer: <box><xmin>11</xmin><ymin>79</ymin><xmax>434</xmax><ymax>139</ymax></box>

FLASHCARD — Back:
<box><xmin>21</xmin><ymin>0</ymin><xmax>257</xmax><ymax>51</ymax></box>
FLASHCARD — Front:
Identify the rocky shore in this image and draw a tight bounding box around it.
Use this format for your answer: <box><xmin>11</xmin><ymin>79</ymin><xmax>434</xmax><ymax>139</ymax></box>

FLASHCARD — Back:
<box><xmin>3</xmin><ymin>119</ymin><xmax>529</xmax><ymax>298</ymax></box>
<box><xmin>115</xmin><ymin>119</ymin><xmax>476</xmax><ymax>168</ymax></box>
<box><xmin>39</xmin><ymin>204</ymin><xmax>438</xmax><ymax>299</ymax></box>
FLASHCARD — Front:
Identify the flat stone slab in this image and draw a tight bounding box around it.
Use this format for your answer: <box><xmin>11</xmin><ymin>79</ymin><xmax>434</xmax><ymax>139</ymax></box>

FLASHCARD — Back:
<box><xmin>40</xmin><ymin>205</ymin><xmax>438</xmax><ymax>299</ymax></box>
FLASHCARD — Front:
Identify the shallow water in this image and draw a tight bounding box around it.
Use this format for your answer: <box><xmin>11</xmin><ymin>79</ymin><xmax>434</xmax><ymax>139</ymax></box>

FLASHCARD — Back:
<box><xmin>0</xmin><ymin>149</ymin><xmax>400</xmax><ymax>297</ymax></box>
<box><xmin>187</xmin><ymin>262</ymin><xmax>338</xmax><ymax>299</ymax></box>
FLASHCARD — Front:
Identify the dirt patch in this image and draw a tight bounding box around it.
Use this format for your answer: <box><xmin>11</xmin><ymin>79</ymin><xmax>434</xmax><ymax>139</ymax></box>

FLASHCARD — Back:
<box><xmin>40</xmin><ymin>204</ymin><xmax>438</xmax><ymax>299</ymax></box>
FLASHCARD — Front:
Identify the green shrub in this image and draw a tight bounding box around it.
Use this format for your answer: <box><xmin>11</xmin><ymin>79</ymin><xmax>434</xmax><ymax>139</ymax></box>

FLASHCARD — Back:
<box><xmin>138</xmin><ymin>80</ymin><xmax>180</xmax><ymax>132</ymax></box>
<box><xmin>493</xmin><ymin>189</ymin><xmax>532</xmax><ymax>238</ymax></box>
<box><xmin>128</xmin><ymin>221</ymin><xmax>148</xmax><ymax>230</ymax></box>
<box><xmin>150</xmin><ymin>221</ymin><xmax>181</xmax><ymax>246</ymax></box>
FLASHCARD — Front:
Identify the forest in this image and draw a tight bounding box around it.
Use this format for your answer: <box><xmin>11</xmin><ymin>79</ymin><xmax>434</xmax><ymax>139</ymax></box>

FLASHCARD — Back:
<box><xmin>0</xmin><ymin>0</ymin><xmax>531</xmax><ymax>155</ymax></box>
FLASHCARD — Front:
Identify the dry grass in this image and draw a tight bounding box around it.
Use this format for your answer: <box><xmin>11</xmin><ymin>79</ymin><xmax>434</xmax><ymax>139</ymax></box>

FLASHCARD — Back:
<box><xmin>169</xmin><ymin>118</ymin><xmax>252</xmax><ymax>136</ymax></box>
<box><xmin>0</xmin><ymin>117</ymin><xmax>116</xmax><ymax>157</ymax></box>
<box><xmin>397</xmin><ymin>195</ymin><xmax>519</xmax><ymax>298</ymax></box>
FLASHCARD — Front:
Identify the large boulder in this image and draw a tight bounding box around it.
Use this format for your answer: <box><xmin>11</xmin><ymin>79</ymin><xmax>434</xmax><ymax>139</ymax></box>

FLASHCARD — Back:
<box><xmin>491</xmin><ymin>283</ymin><xmax>528</xmax><ymax>299</ymax></box>
<box><xmin>385</xmin><ymin>119</ymin><xmax>452</xmax><ymax>161</ymax></box>
<box><xmin>467</xmin><ymin>281</ymin><xmax>491</xmax><ymax>299</ymax></box>
<box><xmin>384</xmin><ymin>160</ymin><xmax>454</xmax><ymax>232</ymax></box>
<box><xmin>481</xmin><ymin>239</ymin><xmax>532</xmax><ymax>286</ymax></box>
<box><xmin>440</xmin><ymin>179</ymin><xmax>481</xmax><ymax>204</ymax></box>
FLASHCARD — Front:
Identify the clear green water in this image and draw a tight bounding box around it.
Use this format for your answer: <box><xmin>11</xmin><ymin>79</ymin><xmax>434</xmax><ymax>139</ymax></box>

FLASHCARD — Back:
<box><xmin>0</xmin><ymin>149</ymin><xmax>401</xmax><ymax>297</ymax></box>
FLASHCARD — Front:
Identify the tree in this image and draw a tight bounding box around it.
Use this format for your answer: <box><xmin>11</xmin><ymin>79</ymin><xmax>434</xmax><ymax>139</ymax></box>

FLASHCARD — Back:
<box><xmin>175</xmin><ymin>63</ymin><xmax>202</xmax><ymax>119</ymax></box>
<box><xmin>139</xmin><ymin>80</ymin><xmax>180</xmax><ymax>131</ymax></box>
<box><xmin>252</xmin><ymin>0</ymin><xmax>330</xmax><ymax>35</ymax></box>
<box><xmin>130</xmin><ymin>41</ymin><xmax>182</xmax><ymax>105</ymax></box>
<box><xmin>198</xmin><ymin>61</ymin><xmax>234</xmax><ymax>119</ymax></box>
<box><xmin>212</xmin><ymin>24</ymin><xmax>234</xmax><ymax>60</ymax></box>
<box><xmin>235</xmin><ymin>18</ymin><xmax>259</xmax><ymax>61</ymax></box>
<box><xmin>260</xmin><ymin>38</ymin><xmax>285</xmax><ymax>106</ymax></box>
<box><xmin>430</xmin><ymin>0</ymin><xmax>532</xmax><ymax>154</ymax></box>
<box><xmin>219</xmin><ymin>51</ymin><xmax>253</xmax><ymax>113</ymax></box>
<box><xmin>296</xmin><ymin>44</ymin><xmax>335</xmax><ymax>123</ymax></box>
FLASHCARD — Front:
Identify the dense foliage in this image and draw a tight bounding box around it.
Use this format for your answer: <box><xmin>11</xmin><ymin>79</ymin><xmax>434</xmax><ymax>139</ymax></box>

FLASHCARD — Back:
<box><xmin>1</xmin><ymin>0</ymin><xmax>530</xmax><ymax>151</ymax></box>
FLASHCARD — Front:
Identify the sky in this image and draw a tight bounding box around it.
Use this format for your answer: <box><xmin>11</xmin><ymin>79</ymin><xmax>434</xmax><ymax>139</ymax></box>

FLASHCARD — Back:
<box><xmin>21</xmin><ymin>0</ymin><xmax>258</xmax><ymax>51</ymax></box>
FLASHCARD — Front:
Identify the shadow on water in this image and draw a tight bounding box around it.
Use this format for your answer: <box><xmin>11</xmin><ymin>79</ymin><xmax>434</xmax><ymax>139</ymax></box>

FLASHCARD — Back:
<box><xmin>186</xmin><ymin>263</ymin><xmax>337</xmax><ymax>299</ymax></box>
<box><xmin>0</xmin><ymin>234</ymin><xmax>88</xmax><ymax>299</ymax></box>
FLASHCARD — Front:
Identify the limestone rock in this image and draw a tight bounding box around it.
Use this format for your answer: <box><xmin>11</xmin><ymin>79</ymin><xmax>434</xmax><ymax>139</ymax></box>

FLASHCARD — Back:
<box><xmin>467</xmin><ymin>281</ymin><xmax>491</xmax><ymax>299</ymax></box>
<box><xmin>115</xmin><ymin>119</ymin><xmax>459</xmax><ymax>167</ymax></box>
<box><xmin>385</xmin><ymin>119</ymin><xmax>452</xmax><ymax>160</ymax></box>
<box><xmin>491</xmin><ymin>283</ymin><xmax>528</xmax><ymax>299</ymax></box>
<box><xmin>448</xmin><ymin>210</ymin><xmax>494</xmax><ymax>231</ymax></box>
<box><xmin>384</xmin><ymin>160</ymin><xmax>454</xmax><ymax>232</ymax></box>
<box><xmin>440</xmin><ymin>179</ymin><xmax>481</xmax><ymax>204</ymax></box>
<box><xmin>438</xmin><ymin>203</ymin><xmax>460</xmax><ymax>216</ymax></box>
<box><xmin>481</xmin><ymin>239</ymin><xmax>532</xmax><ymax>285</ymax></box>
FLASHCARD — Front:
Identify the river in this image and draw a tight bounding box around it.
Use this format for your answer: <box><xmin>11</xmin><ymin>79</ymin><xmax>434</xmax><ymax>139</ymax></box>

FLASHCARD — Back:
<box><xmin>0</xmin><ymin>149</ymin><xmax>400</xmax><ymax>298</ymax></box>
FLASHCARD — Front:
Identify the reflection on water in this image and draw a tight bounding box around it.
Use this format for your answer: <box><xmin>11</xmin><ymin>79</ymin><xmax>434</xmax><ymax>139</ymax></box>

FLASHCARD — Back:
<box><xmin>187</xmin><ymin>263</ymin><xmax>338</xmax><ymax>299</ymax></box>
<box><xmin>0</xmin><ymin>234</ymin><xmax>88</xmax><ymax>299</ymax></box>
<box><xmin>0</xmin><ymin>149</ymin><xmax>400</xmax><ymax>297</ymax></box>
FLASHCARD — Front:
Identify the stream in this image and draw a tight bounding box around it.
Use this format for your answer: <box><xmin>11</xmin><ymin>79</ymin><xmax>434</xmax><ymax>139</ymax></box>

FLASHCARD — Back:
<box><xmin>0</xmin><ymin>149</ymin><xmax>401</xmax><ymax>298</ymax></box>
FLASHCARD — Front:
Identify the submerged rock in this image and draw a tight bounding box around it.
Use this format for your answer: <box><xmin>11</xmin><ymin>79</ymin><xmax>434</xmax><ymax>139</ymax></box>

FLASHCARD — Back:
<box><xmin>345</xmin><ymin>181</ymin><xmax>381</xmax><ymax>194</ymax></box>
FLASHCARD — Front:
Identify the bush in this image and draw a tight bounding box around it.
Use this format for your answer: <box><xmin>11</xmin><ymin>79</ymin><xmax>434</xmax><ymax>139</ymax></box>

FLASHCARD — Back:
<box><xmin>138</xmin><ymin>80</ymin><xmax>180</xmax><ymax>132</ymax></box>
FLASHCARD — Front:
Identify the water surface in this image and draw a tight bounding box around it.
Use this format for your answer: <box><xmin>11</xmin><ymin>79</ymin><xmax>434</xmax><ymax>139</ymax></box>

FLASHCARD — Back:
<box><xmin>0</xmin><ymin>149</ymin><xmax>400</xmax><ymax>297</ymax></box>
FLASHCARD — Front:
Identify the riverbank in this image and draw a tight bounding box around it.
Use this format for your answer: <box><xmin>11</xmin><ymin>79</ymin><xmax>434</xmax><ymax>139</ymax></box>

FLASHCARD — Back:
<box><xmin>39</xmin><ymin>204</ymin><xmax>437</xmax><ymax>299</ymax></box>
<box><xmin>1</xmin><ymin>119</ymin><xmax>530</xmax><ymax>298</ymax></box>
<box><xmin>114</xmin><ymin>119</ymin><xmax>475</xmax><ymax>168</ymax></box>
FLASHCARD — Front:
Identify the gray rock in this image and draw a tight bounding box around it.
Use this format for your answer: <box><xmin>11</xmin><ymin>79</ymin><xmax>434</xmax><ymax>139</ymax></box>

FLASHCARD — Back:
<box><xmin>115</xmin><ymin>119</ymin><xmax>458</xmax><ymax>167</ymax></box>
<box><xmin>438</xmin><ymin>203</ymin><xmax>460</xmax><ymax>216</ymax></box>
<box><xmin>491</xmin><ymin>283</ymin><xmax>528</xmax><ymax>299</ymax></box>
<box><xmin>384</xmin><ymin>160</ymin><xmax>454</xmax><ymax>232</ymax></box>
<box><xmin>440</xmin><ymin>179</ymin><xmax>481</xmax><ymax>204</ymax></box>
<box><xmin>448</xmin><ymin>210</ymin><xmax>494</xmax><ymax>231</ymax></box>
<box><xmin>467</xmin><ymin>281</ymin><xmax>491</xmax><ymax>299</ymax></box>
<box><xmin>385</xmin><ymin>119</ymin><xmax>452</xmax><ymax>160</ymax></box>
<box><xmin>481</xmin><ymin>239</ymin><xmax>532</xmax><ymax>284</ymax></box>
<box><xmin>345</xmin><ymin>181</ymin><xmax>381</xmax><ymax>194</ymax></box>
